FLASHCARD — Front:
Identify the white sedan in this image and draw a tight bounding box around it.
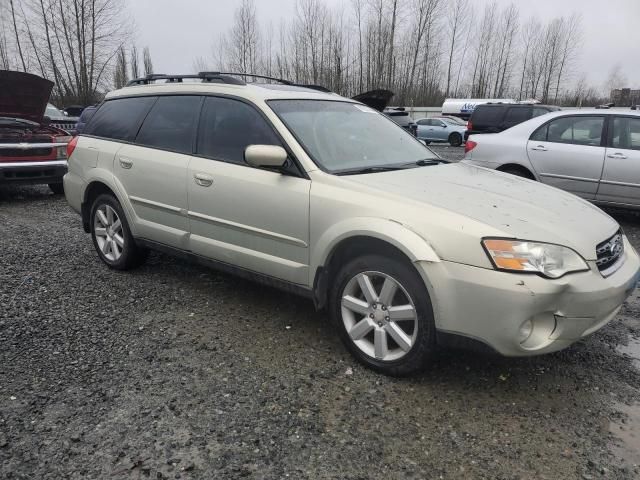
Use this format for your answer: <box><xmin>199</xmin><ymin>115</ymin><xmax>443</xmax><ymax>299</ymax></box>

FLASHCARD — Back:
<box><xmin>463</xmin><ymin>109</ymin><xmax>640</xmax><ymax>208</ymax></box>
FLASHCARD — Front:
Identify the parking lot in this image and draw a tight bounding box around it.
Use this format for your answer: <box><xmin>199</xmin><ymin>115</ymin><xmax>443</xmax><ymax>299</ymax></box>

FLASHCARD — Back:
<box><xmin>1</xmin><ymin>145</ymin><xmax>640</xmax><ymax>479</ymax></box>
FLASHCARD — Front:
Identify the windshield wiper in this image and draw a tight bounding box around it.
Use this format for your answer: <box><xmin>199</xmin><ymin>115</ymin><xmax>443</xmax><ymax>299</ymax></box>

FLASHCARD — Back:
<box><xmin>414</xmin><ymin>158</ymin><xmax>443</xmax><ymax>166</ymax></box>
<box><xmin>336</xmin><ymin>165</ymin><xmax>409</xmax><ymax>176</ymax></box>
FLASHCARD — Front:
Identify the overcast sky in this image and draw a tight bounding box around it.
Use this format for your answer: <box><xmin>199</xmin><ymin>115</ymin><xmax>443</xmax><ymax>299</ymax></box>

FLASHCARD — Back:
<box><xmin>129</xmin><ymin>0</ymin><xmax>639</xmax><ymax>90</ymax></box>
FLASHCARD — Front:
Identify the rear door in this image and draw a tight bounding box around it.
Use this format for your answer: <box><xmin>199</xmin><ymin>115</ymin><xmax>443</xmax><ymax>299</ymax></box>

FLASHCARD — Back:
<box><xmin>187</xmin><ymin>96</ymin><xmax>311</xmax><ymax>285</ymax></box>
<box><xmin>526</xmin><ymin>115</ymin><xmax>606</xmax><ymax>199</ymax></box>
<box><xmin>113</xmin><ymin>95</ymin><xmax>203</xmax><ymax>249</ymax></box>
<box><xmin>597</xmin><ymin>115</ymin><xmax>640</xmax><ymax>206</ymax></box>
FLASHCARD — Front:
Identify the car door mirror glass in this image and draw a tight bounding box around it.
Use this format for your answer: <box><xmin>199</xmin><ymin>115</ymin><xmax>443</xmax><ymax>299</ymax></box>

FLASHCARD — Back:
<box><xmin>245</xmin><ymin>145</ymin><xmax>288</xmax><ymax>168</ymax></box>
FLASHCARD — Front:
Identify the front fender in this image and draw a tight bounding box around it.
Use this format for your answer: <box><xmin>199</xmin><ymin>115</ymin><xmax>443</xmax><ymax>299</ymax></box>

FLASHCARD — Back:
<box><xmin>310</xmin><ymin>217</ymin><xmax>440</xmax><ymax>285</ymax></box>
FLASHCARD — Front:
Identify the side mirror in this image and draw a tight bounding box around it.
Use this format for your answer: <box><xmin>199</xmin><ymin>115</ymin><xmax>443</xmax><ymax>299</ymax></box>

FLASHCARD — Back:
<box><xmin>442</xmin><ymin>124</ymin><xmax>447</xmax><ymax>128</ymax></box>
<box><xmin>245</xmin><ymin>145</ymin><xmax>288</xmax><ymax>168</ymax></box>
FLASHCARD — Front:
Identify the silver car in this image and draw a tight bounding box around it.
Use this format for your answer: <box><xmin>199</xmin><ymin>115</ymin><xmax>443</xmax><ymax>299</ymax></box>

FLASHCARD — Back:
<box><xmin>416</xmin><ymin>117</ymin><xmax>466</xmax><ymax>146</ymax></box>
<box><xmin>64</xmin><ymin>76</ymin><xmax>640</xmax><ymax>375</ymax></box>
<box><xmin>464</xmin><ymin>110</ymin><xmax>640</xmax><ymax>208</ymax></box>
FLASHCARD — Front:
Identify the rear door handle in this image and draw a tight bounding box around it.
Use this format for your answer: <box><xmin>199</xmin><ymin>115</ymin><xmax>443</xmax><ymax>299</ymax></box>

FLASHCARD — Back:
<box><xmin>119</xmin><ymin>157</ymin><xmax>133</xmax><ymax>169</ymax></box>
<box><xmin>531</xmin><ymin>145</ymin><xmax>548</xmax><ymax>152</ymax></box>
<box><xmin>194</xmin><ymin>173</ymin><xmax>213</xmax><ymax>187</ymax></box>
<box><xmin>607</xmin><ymin>152</ymin><xmax>628</xmax><ymax>159</ymax></box>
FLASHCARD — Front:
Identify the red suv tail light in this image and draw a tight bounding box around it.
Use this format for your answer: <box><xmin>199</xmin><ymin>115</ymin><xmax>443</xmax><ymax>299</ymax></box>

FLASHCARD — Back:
<box><xmin>465</xmin><ymin>140</ymin><xmax>477</xmax><ymax>154</ymax></box>
<box><xmin>66</xmin><ymin>136</ymin><xmax>79</xmax><ymax>159</ymax></box>
<box><xmin>467</xmin><ymin>120</ymin><xmax>473</xmax><ymax>131</ymax></box>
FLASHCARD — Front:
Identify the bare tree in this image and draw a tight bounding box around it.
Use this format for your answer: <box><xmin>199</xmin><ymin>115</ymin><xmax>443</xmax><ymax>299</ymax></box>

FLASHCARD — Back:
<box><xmin>605</xmin><ymin>63</ymin><xmax>628</xmax><ymax>96</ymax></box>
<box><xmin>113</xmin><ymin>46</ymin><xmax>128</xmax><ymax>88</ymax></box>
<box><xmin>444</xmin><ymin>0</ymin><xmax>470</xmax><ymax>96</ymax></box>
<box><xmin>130</xmin><ymin>44</ymin><xmax>139</xmax><ymax>79</ymax></box>
<box><xmin>143</xmin><ymin>46</ymin><xmax>153</xmax><ymax>76</ymax></box>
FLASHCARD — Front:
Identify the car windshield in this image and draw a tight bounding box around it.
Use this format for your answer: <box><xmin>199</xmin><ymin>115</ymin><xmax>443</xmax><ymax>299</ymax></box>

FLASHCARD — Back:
<box><xmin>269</xmin><ymin>100</ymin><xmax>437</xmax><ymax>174</ymax></box>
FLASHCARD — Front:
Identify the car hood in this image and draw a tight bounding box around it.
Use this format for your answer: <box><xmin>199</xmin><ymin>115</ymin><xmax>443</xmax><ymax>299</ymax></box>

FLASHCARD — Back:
<box><xmin>351</xmin><ymin>89</ymin><xmax>394</xmax><ymax>112</ymax></box>
<box><xmin>0</xmin><ymin>70</ymin><xmax>54</xmax><ymax>124</ymax></box>
<box><xmin>345</xmin><ymin>162</ymin><xmax>618</xmax><ymax>259</ymax></box>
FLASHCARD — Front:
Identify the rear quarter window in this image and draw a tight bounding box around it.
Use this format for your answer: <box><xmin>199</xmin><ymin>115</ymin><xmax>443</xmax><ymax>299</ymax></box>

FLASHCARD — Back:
<box><xmin>470</xmin><ymin>106</ymin><xmax>504</xmax><ymax>128</ymax></box>
<box><xmin>85</xmin><ymin>96</ymin><xmax>156</xmax><ymax>141</ymax></box>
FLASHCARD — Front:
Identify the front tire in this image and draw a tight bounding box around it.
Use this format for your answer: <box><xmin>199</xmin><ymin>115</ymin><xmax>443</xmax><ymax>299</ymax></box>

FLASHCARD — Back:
<box><xmin>448</xmin><ymin>132</ymin><xmax>463</xmax><ymax>147</ymax></box>
<box><xmin>90</xmin><ymin>193</ymin><xmax>148</xmax><ymax>270</ymax></box>
<box><xmin>329</xmin><ymin>254</ymin><xmax>436</xmax><ymax>376</ymax></box>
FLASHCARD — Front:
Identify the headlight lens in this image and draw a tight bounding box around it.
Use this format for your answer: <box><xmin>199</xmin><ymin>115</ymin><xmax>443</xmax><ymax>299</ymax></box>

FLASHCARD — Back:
<box><xmin>56</xmin><ymin>136</ymin><xmax>72</xmax><ymax>160</ymax></box>
<box><xmin>482</xmin><ymin>239</ymin><xmax>589</xmax><ymax>279</ymax></box>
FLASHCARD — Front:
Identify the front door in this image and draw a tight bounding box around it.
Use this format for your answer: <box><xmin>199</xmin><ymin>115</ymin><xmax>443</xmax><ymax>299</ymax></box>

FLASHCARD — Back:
<box><xmin>526</xmin><ymin>115</ymin><xmax>606</xmax><ymax>199</ymax></box>
<box><xmin>597</xmin><ymin>115</ymin><xmax>640</xmax><ymax>206</ymax></box>
<box><xmin>187</xmin><ymin>96</ymin><xmax>311</xmax><ymax>285</ymax></box>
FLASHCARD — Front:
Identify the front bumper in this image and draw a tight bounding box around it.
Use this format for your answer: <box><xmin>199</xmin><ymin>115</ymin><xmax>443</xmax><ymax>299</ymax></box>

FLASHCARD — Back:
<box><xmin>418</xmin><ymin>236</ymin><xmax>640</xmax><ymax>356</ymax></box>
<box><xmin>0</xmin><ymin>160</ymin><xmax>68</xmax><ymax>185</ymax></box>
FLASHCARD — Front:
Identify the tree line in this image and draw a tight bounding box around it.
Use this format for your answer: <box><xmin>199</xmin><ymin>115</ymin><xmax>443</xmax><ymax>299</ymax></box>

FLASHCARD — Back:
<box><xmin>0</xmin><ymin>0</ymin><xmax>628</xmax><ymax>108</ymax></box>
<box><xmin>199</xmin><ymin>0</ymin><xmax>618</xmax><ymax>107</ymax></box>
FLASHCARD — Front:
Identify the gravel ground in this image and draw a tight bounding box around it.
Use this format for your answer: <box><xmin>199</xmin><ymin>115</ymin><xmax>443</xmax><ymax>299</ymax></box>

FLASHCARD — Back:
<box><xmin>2</xmin><ymin>158</ymin><xmax>640</xmax><ymax>479</ymax></box>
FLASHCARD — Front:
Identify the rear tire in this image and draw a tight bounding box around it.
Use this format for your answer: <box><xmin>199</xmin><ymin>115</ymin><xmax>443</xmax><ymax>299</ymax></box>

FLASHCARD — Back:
<box><xmin>448</xmin><ymin>132</ymin><xmax>463</xmax><ymax>147</ymax></box>
<box><xmin>49</xmin><ymin>183</ymin><xmax>64</xmax><ymax>195</ymax></box>
<box><xmin>90</xmin><ymin>193</ymin><xmax>148</xmax><ymax>270</ymax></box>
<box><xmin>329</xmin><ymin>254</ymin><xmax>436</xmax><ymax>376</ymax></box>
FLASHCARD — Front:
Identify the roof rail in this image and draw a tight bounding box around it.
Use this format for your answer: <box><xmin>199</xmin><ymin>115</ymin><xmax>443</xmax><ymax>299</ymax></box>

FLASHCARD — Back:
<box><xmin>126</xmin><ymin>72</ymin><xmax>246</xmax><ymax>87</ymax></box>
<box><xmin>208</xmin><ymin>72</ymin><xmax>331</xmax><ymax>92</ymax></box>
<box><xmin>125</xmin><ymin>71</ymin><xmax>332</xmax><ymax>92</ymax></box>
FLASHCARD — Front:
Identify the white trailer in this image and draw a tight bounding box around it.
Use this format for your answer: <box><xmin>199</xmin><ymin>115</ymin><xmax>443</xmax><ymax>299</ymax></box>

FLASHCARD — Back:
<box><xmin>441</xmin><ymin>98</ymin><xmax>516</xmax><ymax>120</ymax></box>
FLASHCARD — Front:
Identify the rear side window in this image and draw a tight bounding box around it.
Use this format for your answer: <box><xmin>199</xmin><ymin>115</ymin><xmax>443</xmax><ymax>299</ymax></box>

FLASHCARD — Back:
<box><xmin>531</xmin><ymin>116</ymin><xmax>604</xmax><ymax>146</ymax></box>
<box><xmin>197</xmin><ymin>97</ymin><xmax>281</xmax><ymax>164</ymax></box>
<box><xmin>135</xmin><ymin>95</ymin><xmax>202</xmax><ymax>154</ymax></box>
<box><xmin>532</xmin><ymin>107</ymin><xmax>552</xmax><ymax>118</ymax></box>
<box><xmin>471</xmin><ymin>106</ymin><xmax>504</xmax><ymax>128</ymax></box>
<box><xmin>612</xmin><ymin>117</ymin><xmax>640</xmax><ymax>150</ymax></box>
<box><xmin>503</xmin><ymin>107</ymin><xmax>531</xmax><ymax>126</ymax></box>
<box><xmin>85</xmin><ymin>96</ymin><xmax>156</xmax><ymax>141</ymax></box>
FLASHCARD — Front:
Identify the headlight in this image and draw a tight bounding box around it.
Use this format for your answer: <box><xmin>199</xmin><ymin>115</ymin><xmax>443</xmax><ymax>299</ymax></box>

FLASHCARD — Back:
<box><xmin>56</xmin><ymin>136</ymin><xmax>72</xmax><ymax>160</ymax></box>
<box><xmin>482</xmin><ymin>238</ymin><xmax>589</xmax><ymax>279</ymax></box>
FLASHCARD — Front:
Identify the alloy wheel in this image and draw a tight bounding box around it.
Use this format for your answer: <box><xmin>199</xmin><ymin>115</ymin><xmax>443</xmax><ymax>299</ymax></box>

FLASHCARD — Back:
<box><xmin>341</xmin><ymin>271</ymin><xmax>418</xmax><ymax>362</ymax></box>
<box><xmin>93</xmin><ymin>204</ymin><xmax>124</xmax><ymax>262</ymax></box>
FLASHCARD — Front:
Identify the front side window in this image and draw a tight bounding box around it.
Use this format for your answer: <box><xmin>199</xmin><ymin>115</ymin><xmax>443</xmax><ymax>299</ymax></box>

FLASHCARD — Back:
<box><xmin>135</xmin><ymin>95</ymin><xmax>202</xmax><ymax>154</ymax></box>
<box><xmin>612</xmin><ymin>117</ymin><xmax>640</xmax><ymax>150</ymax></box>
<box><xmin>86</xmin><ymin>96</ymin><xmax>156</xmax><ymax>141</ymax></box>
<box><xmin>197</xmin><ymin>97</ymin><xmax>281</xmax><ymax>164</ymax></box>
<box><xmin>531</xmin><ymin>116</ymin><xmax>604</xmax><ymax>146</ymax></box>
<box><xmin>269</xmin><ymin>100</ymin><xmax>437</xmax><ymax>173</ymax></box>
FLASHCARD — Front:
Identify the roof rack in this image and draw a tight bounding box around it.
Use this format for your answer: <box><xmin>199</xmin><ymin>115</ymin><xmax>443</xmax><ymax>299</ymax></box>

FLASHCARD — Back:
<box><xmin>126</xmin><ymin>72</ymin><xmax>246</xmax><ymax>86</ymax></box>
<box><xmin>126</xmin><ymin>71</ymin><xmax>331</xmax><ymax>92</ymax></box>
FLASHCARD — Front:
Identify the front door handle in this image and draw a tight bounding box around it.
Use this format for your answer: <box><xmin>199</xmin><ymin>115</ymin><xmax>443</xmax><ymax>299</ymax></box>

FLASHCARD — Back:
<box><xmin>119</xmin><ymin>157</ymin><xmax>133</xmax><ymax>169</ymax></box>
<box><xmin>607</xmin><ymin>152</ymin><xmax>628</xmax><ymax>159</ymax></box>
<box><xmin>194</xmin><ymin>173</ymin><xmax>213</xmax><ymax>187</ymax></box>
<box><xmin>531</xmin><ymin>145</ymin><xmax>548</xmax><ymax>152</ymax></box>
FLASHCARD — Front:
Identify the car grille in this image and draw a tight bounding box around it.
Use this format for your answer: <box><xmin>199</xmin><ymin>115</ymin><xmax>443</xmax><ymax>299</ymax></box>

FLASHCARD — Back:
<box><xmin>596</xmin><ymin>230</ymin><xmax>624</xmax><ymax>275</ymax></box>
<box><xmin>50</xmin><ymin>121</ymin><xmax>76</xmax><ymax>133</ymax></box>
<box><xmin>0</xmin><ymin>147</ymin><xmax>53</xmax><ymax>157</ymax></box>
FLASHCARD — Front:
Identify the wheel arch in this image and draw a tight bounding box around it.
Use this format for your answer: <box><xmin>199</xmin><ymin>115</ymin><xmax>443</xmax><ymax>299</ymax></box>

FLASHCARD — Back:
<box><xmin>81</xmin><ymin>176</ymin><xmax>131</xmax><ymax>234</ymax></box>
<box><xmin>496</xmin><ymin>163</ymin><xmax>535</xmax><ymax>179</ymax></box>
<box><xmin>311</xmin><ymin>218</ymin><xmax>440</xmax><ymax>310</ymax></box>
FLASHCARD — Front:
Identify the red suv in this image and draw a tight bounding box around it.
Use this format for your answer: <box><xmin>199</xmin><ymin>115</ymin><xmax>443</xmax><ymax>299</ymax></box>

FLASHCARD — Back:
<box><xmin>0</xmin><ymin>71</ymin><xmax>71</xmax><ymax>194</ymax></box>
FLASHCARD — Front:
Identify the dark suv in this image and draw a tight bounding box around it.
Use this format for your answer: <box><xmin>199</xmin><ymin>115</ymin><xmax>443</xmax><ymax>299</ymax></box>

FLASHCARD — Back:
<box><xmin>465</xmin><ymin>104</ymin><xmax>560</xmax><ymax>140</ymax></box>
